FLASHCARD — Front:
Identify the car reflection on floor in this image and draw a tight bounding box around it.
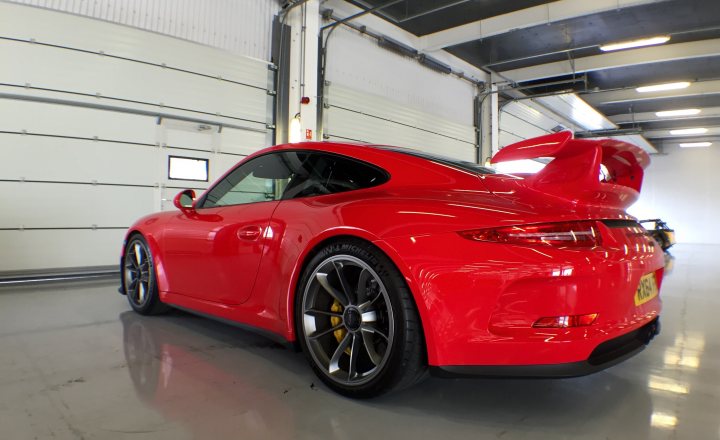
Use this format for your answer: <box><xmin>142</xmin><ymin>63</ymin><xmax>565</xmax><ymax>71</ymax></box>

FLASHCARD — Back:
<box><xmin>664</xmin><ymin>252</ymin><xmax>675</xmax><ymax>273</ymax></box>
<box><xmin>121</xmin><ymin>311</ymin><xmax>298</xmax><ymax>440</ymax></box>
<box><xmin>120</xmin><ymin>309</ymin><xmax>655</xmax><ymax>439</ymax></box>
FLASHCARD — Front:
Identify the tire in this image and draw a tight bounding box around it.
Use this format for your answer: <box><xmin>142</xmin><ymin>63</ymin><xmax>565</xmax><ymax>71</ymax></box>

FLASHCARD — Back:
<box><xmin>296</xmin><ymin>239</ymin><xmax>426</xmax><ymax>398</ymax></box>
<box><xmin>122</xmin><ymin>235</ymin><xmax>169</xmax><ymax>315</ymax></box>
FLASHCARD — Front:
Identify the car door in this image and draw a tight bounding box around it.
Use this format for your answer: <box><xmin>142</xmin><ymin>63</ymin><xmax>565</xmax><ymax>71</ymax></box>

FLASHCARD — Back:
<box><xmin>161</xmin><ymin>152</ymin><xmax>293</xmax><ymax>305</ymax></box>
<box><xmin>250</xmin><ymin>151</ymin><xmax>392</xmax><ymax>306</ymax></box>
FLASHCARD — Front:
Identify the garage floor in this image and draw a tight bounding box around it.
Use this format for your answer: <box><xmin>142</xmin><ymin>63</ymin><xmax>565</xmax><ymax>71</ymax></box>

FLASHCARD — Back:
<box><xmin>1</xmin><ymin>244</ymin><xmax>718</xmax><ymax>440</ymax></box>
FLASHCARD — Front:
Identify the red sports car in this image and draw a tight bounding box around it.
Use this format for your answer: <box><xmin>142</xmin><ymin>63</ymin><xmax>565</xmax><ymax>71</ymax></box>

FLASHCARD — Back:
<box><xmin>120</xmin><ymin>131</ymin><xmax>663</xmax><ymax>398</ymax></box>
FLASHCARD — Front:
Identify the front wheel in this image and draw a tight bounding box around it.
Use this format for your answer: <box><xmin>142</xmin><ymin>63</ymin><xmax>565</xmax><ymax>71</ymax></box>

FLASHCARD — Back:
<box><xmin>123</xmin><ymin>235</ymin><xmax>169</xmax><ymax>315</ymax></box>
<box><xmin>296</xmin><ymin>240</ymin><xmax>426</xmax><ymax>398</ymax></box>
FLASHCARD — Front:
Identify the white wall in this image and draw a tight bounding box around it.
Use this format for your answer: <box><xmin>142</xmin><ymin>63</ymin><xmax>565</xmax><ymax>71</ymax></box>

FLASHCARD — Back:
<box><xmin>4</xmin><ymin>0</ymin><xmax>278</xmax><ymax>61</ymax></box>
<box><xmin>326</xmin><ymin>26</ymin><xmax>477</xmax><ymax>127</ymax></box>
<box><xmin>319</xmin><ymin>0</ymin><xmax>488</xmax><ymax>160</ymax></box>
<box><xmin>628</xmin><ymin>146</ymin><xmax>720</xmax><ymax>244</ymax></box>
<box><xmin>0</xmin><ymin>2</ymin><xmax>274</xmax><ymax>272</ymax></box>
<box><xmin>321</xmin><ymin>12</ymin><xmax>483</xmax><ymax>161</ymax></box>
<box><xmin>499</xmin><ymin>101</ymin><xmax>559</xmax><ymax>147</ymax></box>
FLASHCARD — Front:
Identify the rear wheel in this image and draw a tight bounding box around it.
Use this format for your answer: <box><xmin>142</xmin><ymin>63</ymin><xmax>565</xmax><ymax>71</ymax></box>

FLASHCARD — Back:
<box><xmin>123</xmin><ymin>235</ymin><xmax>169</xmax><ymax>315</ymax></box>
<box><xmin>296</xmin><ymin>240</ymin><xmax>426</xmax><ymax>398</ymax></box>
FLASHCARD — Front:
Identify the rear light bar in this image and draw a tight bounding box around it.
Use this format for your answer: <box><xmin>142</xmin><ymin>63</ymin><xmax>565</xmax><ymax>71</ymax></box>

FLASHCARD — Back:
<box><xmin>533</xmin><ymin>313</ymin><xmax>599</xmax><ymax>328</ymax></box>
<box><xmin>458</xmin><ymin>221</ymin><xmax>602</xmax><ymax>248</ymax></box>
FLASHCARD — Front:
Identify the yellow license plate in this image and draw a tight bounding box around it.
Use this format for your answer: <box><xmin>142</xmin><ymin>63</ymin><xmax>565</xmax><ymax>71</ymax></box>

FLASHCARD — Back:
<box><xmin>634</xmin><ymin>273</ymin><xmax>659</xmax><ymax>306</ymax></box>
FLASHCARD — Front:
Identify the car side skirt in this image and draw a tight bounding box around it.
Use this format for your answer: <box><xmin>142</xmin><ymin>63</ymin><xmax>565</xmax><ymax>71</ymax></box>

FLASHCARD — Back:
<box><xmin>169</xmin><ymin>304</ymin><xmax>297</xmax><ymax>349</ymax></box>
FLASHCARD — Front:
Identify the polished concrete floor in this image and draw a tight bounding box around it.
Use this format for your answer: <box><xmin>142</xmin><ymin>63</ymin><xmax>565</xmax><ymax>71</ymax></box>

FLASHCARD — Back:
<box><xmin>1</xmin><ymin>244</ymin><xmax>718</xmax><ymax>439</ymax></box>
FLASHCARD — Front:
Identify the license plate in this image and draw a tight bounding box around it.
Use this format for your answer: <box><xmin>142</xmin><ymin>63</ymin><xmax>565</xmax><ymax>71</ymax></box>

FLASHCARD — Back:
<box><xmin>634</xmin><ymin>273</ymin><xmax>658</xmax><ymax>306</ymax></box>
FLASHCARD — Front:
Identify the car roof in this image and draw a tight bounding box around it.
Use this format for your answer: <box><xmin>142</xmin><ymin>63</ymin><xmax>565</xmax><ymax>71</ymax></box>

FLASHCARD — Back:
<box><xmin>266</xmin><ymin>141</ymin><xmax>495</xmax><ymax>176</ymax></box>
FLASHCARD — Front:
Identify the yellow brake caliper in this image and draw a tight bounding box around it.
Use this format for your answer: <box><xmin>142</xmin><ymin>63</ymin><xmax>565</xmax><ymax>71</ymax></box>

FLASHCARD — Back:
<box><xmin>330</xmin><ymin>300</ymin><xmax>351</xmax><ymax>354</ymax></box>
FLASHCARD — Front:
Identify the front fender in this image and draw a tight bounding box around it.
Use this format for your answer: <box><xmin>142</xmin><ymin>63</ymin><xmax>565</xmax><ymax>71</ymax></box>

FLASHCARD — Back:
<box><xmin>122</xmin><ymin>214</ymin><xmax>171</xmax><ymax>296</ymax></box>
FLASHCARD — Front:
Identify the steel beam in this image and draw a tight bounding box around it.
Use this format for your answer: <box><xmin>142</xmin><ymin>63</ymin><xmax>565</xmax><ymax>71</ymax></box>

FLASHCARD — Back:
<box><xmin>499</xmin><ymin>39</ymin><xmax>720</xmax><ymax>83</ymax></box>
<box><xmin>583</xmin><ymin>79</ymin><xmax>720</xmax><ymax>107</ymax></box>
<box><xmin>419</xmin><ymin>0</ymin><xmax>663</xmax><ymax>52</ymax></box>
<box><xmin>609</xmin><ymin>106</ymin><xmax>720</xmax><ymax>124</ymax></box>
<box><xmin>643</xmin><ymin>126</ymin><xmax>720</xmax><ymax>139</ymax></box>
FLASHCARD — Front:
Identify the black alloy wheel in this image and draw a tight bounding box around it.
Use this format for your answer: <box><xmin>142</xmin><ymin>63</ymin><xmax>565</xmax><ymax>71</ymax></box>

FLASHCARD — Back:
<box><xmin>296</xmin><ymin>240</ymin><xmax>426</xmax><ymax>398</ymax></box>
<box><xmin>123</xmin><ymin>235</ymin><xmax>168</xmax><ymax>315</ymax></box>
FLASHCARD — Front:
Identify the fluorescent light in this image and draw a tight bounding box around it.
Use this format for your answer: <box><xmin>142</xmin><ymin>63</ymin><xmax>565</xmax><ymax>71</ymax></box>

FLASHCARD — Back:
<box><xmin>675</xmin><ymin>333</ymin><xmax>706</xmax><ymax>350</ymax></box>
<box><xmin>636</xmin><ymin>82</ymin><xmax>690</xmax><ymax>93</ymax></box>
<box><xmin>670</xmin><ymin>128</ymin><xmax>708</xmax><ymax>135</ymax></box>
<box><xmin>600</xmin><ymin>36</ymin><xmax>670</xmax><ymax>52</ymax></box>
<box><xmin>656</xmin><ymin>108</ymin><xmax>701</xmax><ymax>117</ymax></box>
<box><xmin>664</xmin><ymin>350</ymin><xmax>700</xmax><ymax>368</ymax></box>
<box><xmin>648</xmin><ymin>375</ymin><xmax>689</xmax><ymax>394</ymax></box>
<box><xmin>570</xmin><ymin>97</ymin><xmax>607</xmax><ymax>130</ymax></box>
<box><xmin>679</xmin><ymin>142</ymin><xmax>712</xmax><ymax>148</ymax></box>
<box><xmin>289</xmin><ymin>114</ymin><xmax>302</xmax><ymax>143</ymax></box>
<box><xmin>534</xmin><ymin>93</ymin><xmax>615</xmax><ymax>130</ymax></box>
<box><xmin>651</xmin><ymin>412</ymin><xmax>678</xmax><ymax>429</ymax></box>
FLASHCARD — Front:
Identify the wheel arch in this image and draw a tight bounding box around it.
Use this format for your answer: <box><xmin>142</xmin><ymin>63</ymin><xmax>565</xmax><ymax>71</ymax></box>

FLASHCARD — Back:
<box><xmin>122</xmin><ymin>229</ymin><xmax>170</xmax><ymax>297</ymax></box>
<box><xmin>283</xmin><ymin>230</ymin><xmax>437</xmax><ymax>364</ymax></box>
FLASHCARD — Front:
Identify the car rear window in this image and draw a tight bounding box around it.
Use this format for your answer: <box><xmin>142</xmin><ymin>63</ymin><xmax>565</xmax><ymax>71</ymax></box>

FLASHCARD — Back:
<box><xmin>281</xmin><ymin>151</ymin><xmax>389</xmax><ymax>199</ymax></box>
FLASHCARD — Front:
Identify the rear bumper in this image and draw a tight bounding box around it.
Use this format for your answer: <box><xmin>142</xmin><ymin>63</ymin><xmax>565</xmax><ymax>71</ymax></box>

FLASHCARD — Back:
<box><xmin>431</xmin><ymin>317</ymin><xmax>660</xmax><ymax>378</ymax></box>
<box><xmin>382</xmin><ymin>229</ymin><xmax>665</xmax><ymax>367</ymax></box>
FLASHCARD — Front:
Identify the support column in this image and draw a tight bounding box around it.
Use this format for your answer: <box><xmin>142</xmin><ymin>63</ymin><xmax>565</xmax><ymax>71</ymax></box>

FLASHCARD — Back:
<box><xmin>286</xmin><ymin>0</ymin><xmax>320</xmax><ymax>143</ymax></box>
<box><xmin>490</xmin><ymin>83</ymin><xmax>499</xmax><ymax>155</ymax></box>
<box><xmin>479</xmin><ymin>82</ymin><xmax>499</xmax><ymax>164</ymax></box>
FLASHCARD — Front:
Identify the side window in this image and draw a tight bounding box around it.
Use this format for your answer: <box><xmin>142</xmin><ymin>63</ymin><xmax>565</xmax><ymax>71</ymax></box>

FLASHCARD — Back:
<box><xmin>200</xmin><ymin>153</ymin><xmax>292</xmax><ymax>208</ymax></box>
<box><xmin>282</xmin><ymin>152</ymin><xmax>389</xmax><ymax>199</ymax></box>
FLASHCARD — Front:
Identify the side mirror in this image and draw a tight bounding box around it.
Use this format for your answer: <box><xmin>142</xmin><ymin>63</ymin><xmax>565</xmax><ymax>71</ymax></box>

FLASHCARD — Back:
<box><xmin>173</xmin><ymin>189</ymin><xmax>196</xmax><ymax>213</ymax></box>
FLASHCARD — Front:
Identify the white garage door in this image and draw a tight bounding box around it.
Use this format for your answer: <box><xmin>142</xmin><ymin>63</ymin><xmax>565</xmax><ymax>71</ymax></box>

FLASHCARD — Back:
<box><xmin>499</xmin><ymin>101</ymin><xmax>559</xmax><ymax>148</ymax></box>
<box><xmin>320</xmin><ymin>24</ymin><xmax>478</xmax><ymax>163</ymax></box>
<box><xmin>323</xmin><ymin>83</ymin><xmax>477</xmax><ymax>162</ymax></box>
<box><xmin>0</xmin><ymin>3</ymin><xmax>274</xmax><ymax>272</ymax></box>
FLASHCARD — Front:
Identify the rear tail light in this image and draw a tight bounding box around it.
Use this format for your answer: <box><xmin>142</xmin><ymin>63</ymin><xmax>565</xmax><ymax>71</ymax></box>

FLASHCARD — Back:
<box><xmin>458</xmin><ymin>221</ymin><xmax>602</xmax><ymax>248</ymax></box>
<box><xmin>533</xmin><ymin>313</ymin><xmax>598</xmax><ymax>328</ymax></box>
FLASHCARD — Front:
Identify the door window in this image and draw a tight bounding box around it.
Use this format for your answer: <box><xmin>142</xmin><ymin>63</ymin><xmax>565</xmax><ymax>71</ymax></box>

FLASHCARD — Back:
<box><xmin>199</xmin><ymin>151</ymin><xmax>389</xmax><ymax>208</ymax></box>
<box><xmin>200</xmin><ymin>153</ymin><xmax>292</xmax><ymax>208</ymax></box>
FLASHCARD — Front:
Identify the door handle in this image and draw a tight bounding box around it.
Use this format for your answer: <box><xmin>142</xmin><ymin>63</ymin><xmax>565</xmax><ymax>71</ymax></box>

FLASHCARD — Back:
<box><xmin>237</xmin><ymin>225</ymin><xmax>263</xmax><ymax>241</ymax></box>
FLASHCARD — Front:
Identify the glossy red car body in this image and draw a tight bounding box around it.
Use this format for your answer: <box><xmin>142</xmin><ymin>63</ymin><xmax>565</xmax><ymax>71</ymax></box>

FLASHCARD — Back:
<box><xmin>122</xmin><ymin>132</ymin><xmax>663</xmax><ymax>374</ymax></box>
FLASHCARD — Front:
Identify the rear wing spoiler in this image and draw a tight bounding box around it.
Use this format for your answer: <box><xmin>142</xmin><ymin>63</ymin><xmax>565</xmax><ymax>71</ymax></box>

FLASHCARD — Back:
<box><xmin>490</xmin><ymin>131</ymin><xmax>651</xmax><ymax>209</ymax></box>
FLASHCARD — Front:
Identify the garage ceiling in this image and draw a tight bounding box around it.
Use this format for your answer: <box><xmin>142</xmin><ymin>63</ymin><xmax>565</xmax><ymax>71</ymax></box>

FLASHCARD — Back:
<box><xmin>347</xmin><ymin>0</ymin><xmax>720</xmax><ymax>151</ymax></box>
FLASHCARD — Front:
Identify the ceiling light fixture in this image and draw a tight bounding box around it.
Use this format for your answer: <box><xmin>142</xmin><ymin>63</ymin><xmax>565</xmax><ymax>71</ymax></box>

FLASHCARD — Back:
<box><xmin>670</xmin><ymin>128</ymin><xmax>708</xmax><ymax>136</ymax></box>
<box><xmin>679</xmin><ymin>142</ymin><xmax>712</xmax><ymax>148</ymax></box>
<box><xmin>636</xmin><ymin>82</ymin><xmax>691</xmax><ymax>93</ymax></box>
<box><xmin>600</xmin><ymin>36</ymin><xmax>670</xmax><ymax>52</ymax></box>
<box><xmin>656</xmin><ymin>109</ymin><xmax>701</xmax><ymax>117</ymax></box>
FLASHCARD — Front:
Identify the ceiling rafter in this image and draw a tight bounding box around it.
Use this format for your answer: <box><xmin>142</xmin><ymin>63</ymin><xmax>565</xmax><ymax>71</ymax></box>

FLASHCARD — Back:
<box><xmin>609</xmin><ymin>106</ymin><xmax>720</xmax><ymax>124</ymax></box>
<box><xmin>583</xmin><ymin>79</ymin><xmax>720</xmax><ymax>107</ymax></box>
<box><xmin>344</xmin><ymin>0</ymin><xmax>720</xmax><ymax>151</ymax></box>
<box><xmin>498</xmin><ymin>38</ymin><xmax>720</xmax><ymax>83</ymax></box>
<box><xmin>418</xmin><ymin>0</ymin><xmax>664</xmax><ymax>52</ymax></box>
<box><xmin>643</xmin><ymin>126</ymin><xmax>720</xmax><ymax>139</ymax></box>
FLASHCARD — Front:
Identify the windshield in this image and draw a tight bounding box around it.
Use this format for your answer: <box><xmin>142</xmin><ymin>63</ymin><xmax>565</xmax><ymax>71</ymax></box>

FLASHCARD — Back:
<box><xmin>376</xmin><ymin>146</ymin><xmax>496</xmax><ymax>175</ymax></box>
